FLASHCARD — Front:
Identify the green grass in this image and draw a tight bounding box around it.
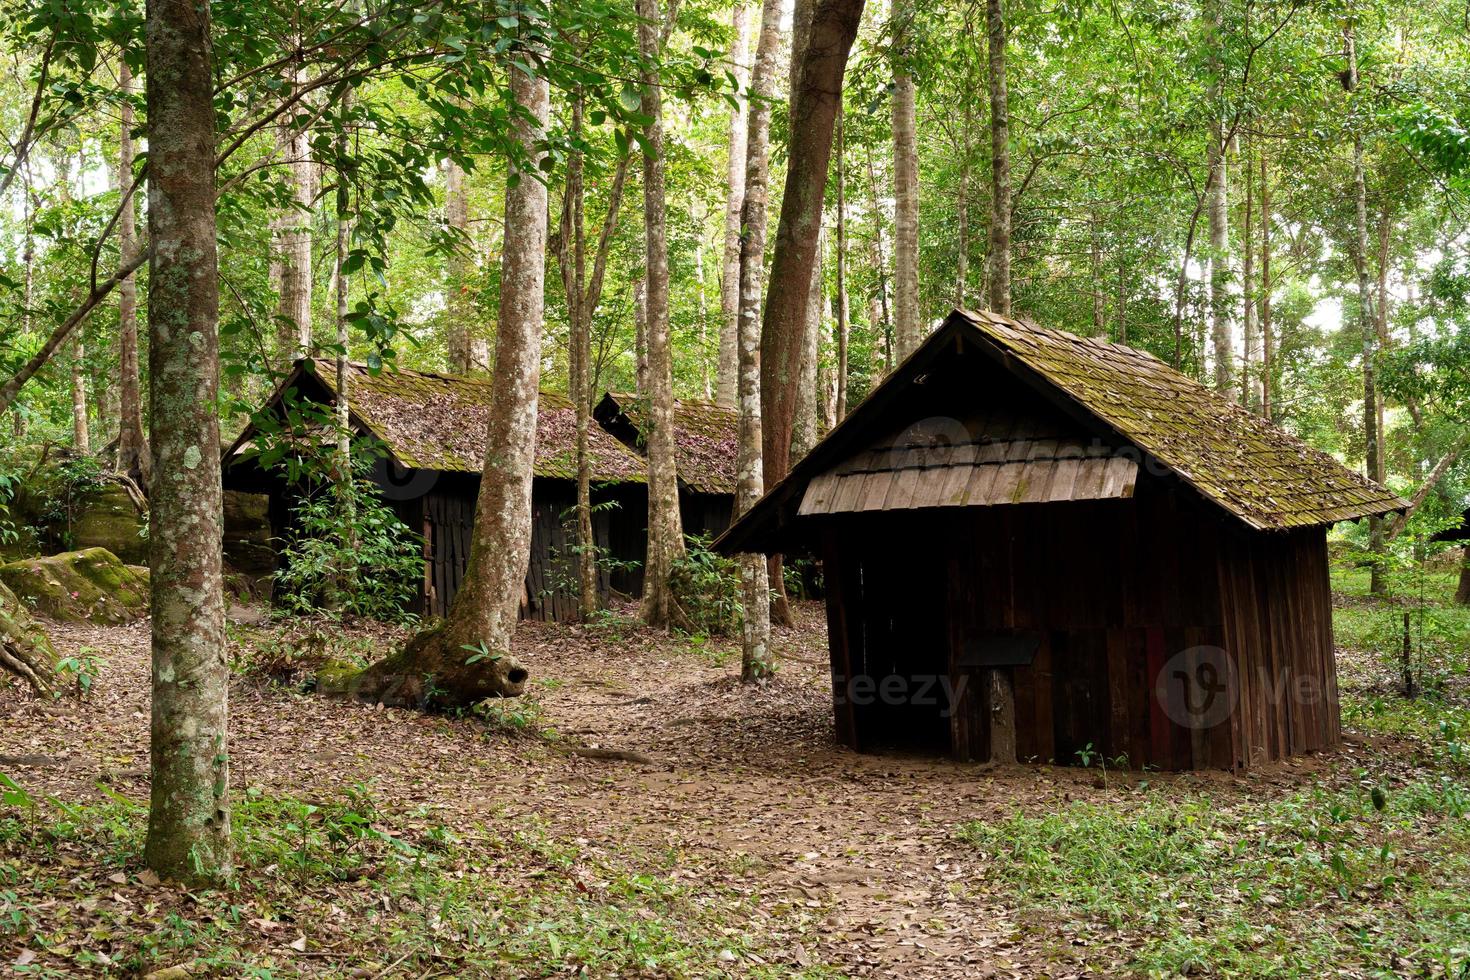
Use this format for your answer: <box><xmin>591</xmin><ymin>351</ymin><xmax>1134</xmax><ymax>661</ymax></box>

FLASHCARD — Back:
<box><xmin>0</xmin><ymin>779</ymin><xmax>836</xmax><ymax>978</ymax></box>
<box><xmin>958</xmin><ymin>780</ymin><xmax>1470</xmax><ymax>977</ymax></box>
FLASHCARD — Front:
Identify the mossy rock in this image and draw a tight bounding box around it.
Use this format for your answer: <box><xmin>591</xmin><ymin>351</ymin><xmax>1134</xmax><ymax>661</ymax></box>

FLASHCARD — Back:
<box><xmin>0</xmin><ymin>548</ymin><xmax>150</xmax><ymax>624</ymax></box>
<box><xmin>69</xmin><ymin>484</ymin><xmax>149</xmax><ymax>565</ymax></box>
<box><xmin>0</xmin><ymin>579</ymin><xmax>59</xmax><ymax>696</ymax></box>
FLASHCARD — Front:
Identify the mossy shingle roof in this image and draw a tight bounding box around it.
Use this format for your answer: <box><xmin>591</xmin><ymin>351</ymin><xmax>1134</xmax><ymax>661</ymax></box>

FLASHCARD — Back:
<box><xmin>598</xmin><ymin>391</ymin><xmax>738</xmax><ymax>496</ymax></box>
<box><xmin>959</xmin><ymin>311</ymin><xmax>1405</xmax><ymax>530</ymax></box>
<box><xmin>309</xmin><ymin>360</ymin><xmax>647</xmax><ymax>483</ymax></box>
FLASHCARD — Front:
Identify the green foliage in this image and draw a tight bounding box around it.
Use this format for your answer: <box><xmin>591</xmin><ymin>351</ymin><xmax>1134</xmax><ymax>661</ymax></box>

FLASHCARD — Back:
<box><xmin>669</xmin><ymin>533</ymin><xmax>741</xmax><ymax>637</ymax></box>
<box><xmin>958</xmin><ymin>780</ymin><xmax>1470</xmax><ymax>975</ymax></box>
<box><xmin>56</xmin><ymin>647</ymin><xmax>106</xmax><ymax>698</ymax></box>
<box><xmin>0</xmin><ymin>779</ymin><xmax>831</xmax><ymax>977</ymax></box>
<box><xmin>272</xmin><ymin>477</ymin><xmax>423</xmax><ymax>623</ymax></box>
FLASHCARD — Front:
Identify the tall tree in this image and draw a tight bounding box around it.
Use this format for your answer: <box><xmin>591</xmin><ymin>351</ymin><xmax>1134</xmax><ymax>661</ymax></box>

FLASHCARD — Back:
<box><xmin>760</xmin><ymin>0</ymin><xmax>864</xmax><ymax>625</ymax></box>
<box><xmin>445</xmin><ymin>158</ymin><xmax>489</xmax><ymax>373</ymax></box>
<box><xmin>1205</xmin><ymin>0</ymin><xmax>1233</xmax><ymax>394</ymax></box>
<box><xmin>1259</xmin><ymin>149</ymin><xmax>1273</xmax><ymax>418</ymax></box>
<box><xmin>69</xmin><ymin>334</ymin><xmax>88</xmax><ymax>452</ymax></box>
<box><xmin>115</xmin><ymin>60</ymin><xmax>148</xmax><ymax>484</ymax></box>
<box><xmin>143</xmin><ymin>0</ymin><xmax>230</xmax><ymax>882</ymax></box>
<box><xmin>558</xmin><ymin>90</ymin><xmax>632</xmax><ymax>621</ymax></box>
<box><xmin>352</xmin><ymin>43</ymin><xmax>549</xmax><ymax>707</ymax></box>
<box><xmin>1344</xmin><ymin>16</ymin><xmax>1384</xmax><ymax>594</ymax></box>
<box><xmin>736</xmin><ymin>0</ymin><xmax>785</xmax><ymax>682</ymax></box>
<box><xmin>984</xmin><ymin>0</ymin><xmax>1010</xmax><ymax>314</ymax></box>
<box><xmin>833</xmin><ymin>102</ymin><xmax>850</xmax><ymax>422</ymax></box>
<box><xmin>637</xmin><ymin>0</ymin><xmax>687</xmax><ymax>628</ymax></box>
<box><xmin>273</xmin><ymin>49</ymin><xmax>315</xmax><ymax>368</ymax></box>
<box><xmin>891</xmin><ymin>0</ymin><xmax>920</xmax><ymax>353</ymax></box>
<box><xmin>716</xmin><ymin>3</ymin><xmax>753</xmax><ymax>410</ymax></box>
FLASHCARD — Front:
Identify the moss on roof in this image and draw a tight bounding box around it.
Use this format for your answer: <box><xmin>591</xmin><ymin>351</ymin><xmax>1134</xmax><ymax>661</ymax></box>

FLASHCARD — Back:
<box><xmin>308</xmin><ymin>360</ymin><xmax>647</xmax><ymax>483</ymax></box>
<box><xmin>600</xmin><ymin>391</ymin><xmax>738</xmax><ymax>495</ymax></box>
<box><xmin>960</xmin><ymin>311</ymin><xmax>1405</xmax><ymax>530</ymax></box>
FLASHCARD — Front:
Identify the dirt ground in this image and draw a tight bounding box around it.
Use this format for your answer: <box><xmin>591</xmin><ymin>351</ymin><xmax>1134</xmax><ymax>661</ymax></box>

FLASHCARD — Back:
<box><xmin>0</xmin><ymin>602</ymin><xmax>1418</xmax><ymax>978</ymax></box>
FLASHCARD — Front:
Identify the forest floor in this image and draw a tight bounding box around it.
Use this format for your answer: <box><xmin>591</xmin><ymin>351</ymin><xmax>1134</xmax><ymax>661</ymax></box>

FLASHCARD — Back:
<box><xmin>3</xmin><ymin>570</ymin><xmax>1470</xmax><ymax>978</ymax></box>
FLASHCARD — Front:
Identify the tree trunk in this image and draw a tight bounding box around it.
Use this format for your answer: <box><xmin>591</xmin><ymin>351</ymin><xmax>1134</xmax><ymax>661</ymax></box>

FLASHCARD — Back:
<box><xmin>116</xmin><ymin>61</ymin><xmax>149</xmax><ymax>485</ymax></box>
<box><xmin>1206</xmin><ymin>0</ymin><xmax>1233</xmax><ymax>395</ymax></box>
<box><xmin>70</xmin><ymin>334</ymin><xmax>89</xmax><ymax>453</ymax></box>
<box><xmin>892</xmin><ymin>0</ymin><xmax>920</xmax><ymax>354</ymax></box>
<box><xmin>759</xmin><ymin>0</ymin><xmax>864</xmax><ymax>626</ymax></box>
<box><xmin>445</xmin><ymin>159</ymin><xmax>489</xmax><ymax>373</ymax></box>
<box><xmin>637</xmin><ymin>0</ymin><xmax>688</xmax><ymax>629</ymax></box>
<box><xmin>715</xmin><ymin>3</ymin><xmax>753</xmax><ymax>410</ymax></box>
<box><xmin>274</xmin><ymin>52</ymin><xmax>315</xmax><ymax>368</ymax></box>
<box><xmin>1344</xmin><ymin>21</ymin><xmax>1385</xmax><ymax>596</ymax></box>
<box><xmin>1260</xmin><ymin>149</ymin><xmax>1273</xmax><ymax>419</ymax></box>
<box><xmin>791</xmin><ymin>229</ymin><xmax>824</xmax><ymax>459</ymax></box>
<box><xmin>736</xmin><ymin>0</ymin><xmax>784</xmax><ymax>682</ymax></box>
<box><xmin>1090</xmin><ymin>214</ymin><xmax>1105</xmax><ymax>337</ymax></box>
<box><xmin>985</xmin><ymin>0</ymin><xmax>1011</xmax><ymax>314</ymax></box>
<box><xmin>864</xmin><ymin>143</ymin><xmax>893</xmax><ymax>373</ymax></box>
<box><xmin>558</xmin><ymin>96</ymin><xmax>631</xmax><ymax>624</ymax></box>
<box><xmin>333</xmin><ymin>113</ymin><xmax>356</xmax><ymax>600</ymax></box>
<box><xmin>354</xmin><ymin>47</ymin><xmax>548</xmax><ymax>707</ymax></box>
<box><xmin>634</xmin><ymin>277</ymin><xmax>649</xmax><ymax>396</ymax></box>
<box><xmin>834</xmin><ymin>103</ymin><xmax>850</xmax><ymax>422</ymax></box>
<box><xmin>143</xmin><ymin>0</ymin><xmax>230</xmax><ymax>883</ymax></box>
<box><xmin>1241</xmin><ymin>134</ymin><xmax>1256</xmax><ymax>410</ymax></box>
<box><xmin>562</xmin><ymin>97</ymin><xmax>599</xmax><ymax>620</ymax></box>
<box><xmin>1457</xmin><ymin>548</ymin><xmax>1470</xmax><ymax>606</ymax></box>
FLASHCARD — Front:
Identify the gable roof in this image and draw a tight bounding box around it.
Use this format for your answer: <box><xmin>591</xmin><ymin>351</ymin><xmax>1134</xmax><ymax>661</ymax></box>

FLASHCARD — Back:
<box><xmin>228</xmin><ymin>360</ymin><xmax>647</xmax><ymax>484</ymax></box>
<box><xmin>716</xmin><ymin>309</ymin><xmax>1405</xmax><ymax>553</ymax></box>
<box><xmin>594</xmin><ymin>391</ymin><xmax>738</xmax><ymax>496</ymax></box>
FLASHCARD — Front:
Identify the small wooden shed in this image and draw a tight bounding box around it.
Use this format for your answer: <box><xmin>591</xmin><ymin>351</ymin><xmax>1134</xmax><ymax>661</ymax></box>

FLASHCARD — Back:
<box><xmin>223</xmin><ymin>360</ymin><xmax>651</xmax><ymax>621</ymax></box>
<box><xmin>594</xmin><ymin>391</ymin><xmax>738</xmax><ymax>539</ymax></box>
<box><xmin>716</xmin><ymin>311</ymin><xmax>1406</xmax><ymax>770</ymax></box>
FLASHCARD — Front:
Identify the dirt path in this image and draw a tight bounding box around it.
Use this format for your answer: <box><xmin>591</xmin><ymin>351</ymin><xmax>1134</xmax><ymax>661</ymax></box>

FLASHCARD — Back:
<box><xmin>2</xmin><ymin>604</ymin><xmax>1354</xmax><ymax>978</ymax></box>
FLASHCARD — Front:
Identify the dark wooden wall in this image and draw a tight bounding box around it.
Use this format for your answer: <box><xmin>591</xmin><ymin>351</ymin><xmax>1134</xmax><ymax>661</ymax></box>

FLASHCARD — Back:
<box><xmin>820</xmin><ymin>484</ymin><xmax>1339</xmax><ymax>770</ymax></box>
<box><xmin>421</xmin><ymin>478</ymin><xmax>650</xmax><ymax>621</ymax></box>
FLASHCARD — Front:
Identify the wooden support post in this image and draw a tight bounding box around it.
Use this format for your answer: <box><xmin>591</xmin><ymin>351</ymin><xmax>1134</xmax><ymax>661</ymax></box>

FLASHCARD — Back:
<box><xmin>987</xmin><ymin>667</ymin><xmax>1017</xmax><ymax>763</ymax></box>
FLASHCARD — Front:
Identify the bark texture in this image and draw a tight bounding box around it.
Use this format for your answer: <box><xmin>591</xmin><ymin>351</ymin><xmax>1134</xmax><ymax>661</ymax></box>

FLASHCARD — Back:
<box><xmin>116</xmin><ymin>60</ymin><xmax>149</xmax><ymax>485</ymax></box>
<box><xmin>715</xmin><ymin>3</ymin><xmax>753</xmax><ymax>410</ymax></box>
<box><xmin>834</xmin><ymin>103</ymin><xmax>850</xmax><ymax>422</ymax></box>
<box><xmin>736</xmin><ymin>0</ymin><xmax>785</xmax><ymax>682</ymax></box>
<box><xmin>759</xmin><ymin>0</ymin><xmax>864</xmax><ymax>624</ymax></box>
<box><xmin>445</xmin><ymin>159</ymin><xmax>490</xmax><ymax>373</ymax></box>
<box><xmin>70</xmin><ymin>335</ymin><xmax>88</xmax><ymax>453</ymax></box>
<box><xmin>637</xmin><ymin>0</ymin><xmax>687</xmax><ymax>629</ymax></box>
<box><xmin>355</xmin><ymin>54</ymin><xmax>549</xmax><ymax>706</ymax></box>
<box><xmin>985</xmin><ymin>0</ymin><xmax>1011</xmax><ymax>314</ymax></box>
<box><xmin>143</xmin><ymin>0</ymin><xmax>231</xmax><ymax>882</ymax></box>
<box><xmin>891</xmin><ymin>0</ymin><xmax>920</xmax><ymax>354</ymax></box>
<box><xmin>1344</xmin><ymin>21</ymin><xmax>1384</xmax><ymax>596</ymax></box>
<box><xmin>273</xmin><ymin>53</ymin><xmax>315</xmax><ymax>367</ymax></box>
<box><xmin>791</xmin><ymin>229</ymin><xmax>824</xmax><ymax>459</ymax></box>
<box><xmin>1206</xmin><ymin>0</ymin><xmax>1233</xmax><ymax>394</ymax></box>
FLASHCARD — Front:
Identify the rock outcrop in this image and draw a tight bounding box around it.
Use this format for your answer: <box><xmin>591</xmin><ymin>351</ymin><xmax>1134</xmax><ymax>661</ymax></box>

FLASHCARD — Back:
<box><xmin>0</xmin><ymin>548</ymin><xmax>150</xmax><ymax>624</ymax></box>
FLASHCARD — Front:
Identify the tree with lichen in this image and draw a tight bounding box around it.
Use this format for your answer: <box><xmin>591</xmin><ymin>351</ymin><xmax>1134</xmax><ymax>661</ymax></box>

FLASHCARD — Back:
<box><xmin>142</xmin><ymin>0</ymin><xmax>231</xmax><ymax>882</ymax></box>
<box><xmin>348</xmin><ymin>36</ymin><xmax>550</xmax><ymax>710</ymax></box>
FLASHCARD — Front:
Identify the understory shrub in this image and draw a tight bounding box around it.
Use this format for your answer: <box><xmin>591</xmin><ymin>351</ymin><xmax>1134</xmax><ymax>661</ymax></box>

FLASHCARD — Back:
<box><xmin>670</xmin><ymin>534</ymin><xmax>742</xmax><ymax>636</ymax></box>
<box><xmin>273</xmin><ymin>475</ymin><xmax>422</xmax><ymax>622</ymax></box>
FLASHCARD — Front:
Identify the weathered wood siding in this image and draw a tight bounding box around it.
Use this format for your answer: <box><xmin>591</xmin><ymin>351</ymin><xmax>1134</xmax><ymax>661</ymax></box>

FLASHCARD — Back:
<box><xmin>422</xmin><ymin>479</ymin><xmax>650</xmax><ymax>622</ymax></box>
<box><xmin>820</xmin><ymin>483</ymin><xmax>1339</xmax><ymax>770</ymax></box>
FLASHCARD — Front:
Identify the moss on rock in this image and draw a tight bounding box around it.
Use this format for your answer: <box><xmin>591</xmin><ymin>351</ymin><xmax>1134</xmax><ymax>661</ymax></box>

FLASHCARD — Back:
<box><xmin>70</xmin><ymin>485</ymin><xmax>149</xmax><ymax>565</ymax></box>
<box><xmin>0</xmin><ymin>548</ymin><xmax>150</xmax><ymax>624</ymax></box>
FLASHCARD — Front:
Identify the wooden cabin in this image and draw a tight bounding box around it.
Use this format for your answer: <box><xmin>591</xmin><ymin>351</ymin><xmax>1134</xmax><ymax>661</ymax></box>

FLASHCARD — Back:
<box><xmin>223</xmin><ymin>360</ymin><xmax>651</xmax><ymax>621</ymax></box>
<box><xmin>716</xmin><ymin>310</ymin><xmax>1406</xmax><ymax>770</ymax></box>
<box><xmin>594</xmin><ymin>391</ymin><xmax>738</xmax><ymax>540</ymax></box>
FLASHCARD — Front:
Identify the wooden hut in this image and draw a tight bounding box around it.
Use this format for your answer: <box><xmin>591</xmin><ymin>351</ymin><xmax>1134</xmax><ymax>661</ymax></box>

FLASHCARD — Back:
<box><xmin>593</xmin><ymin>391</ymin><xmax>738</xmax><ymax>539</ymax></box>
<box><xmin>223</xmin><ymin>360</ymin><xmax>650</xmax><ymax>621</ymax></box>
<box><xmin>716</xmin><ymin>310</ymin><xmax>1406</xmax><ymax>770</ymax></box>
